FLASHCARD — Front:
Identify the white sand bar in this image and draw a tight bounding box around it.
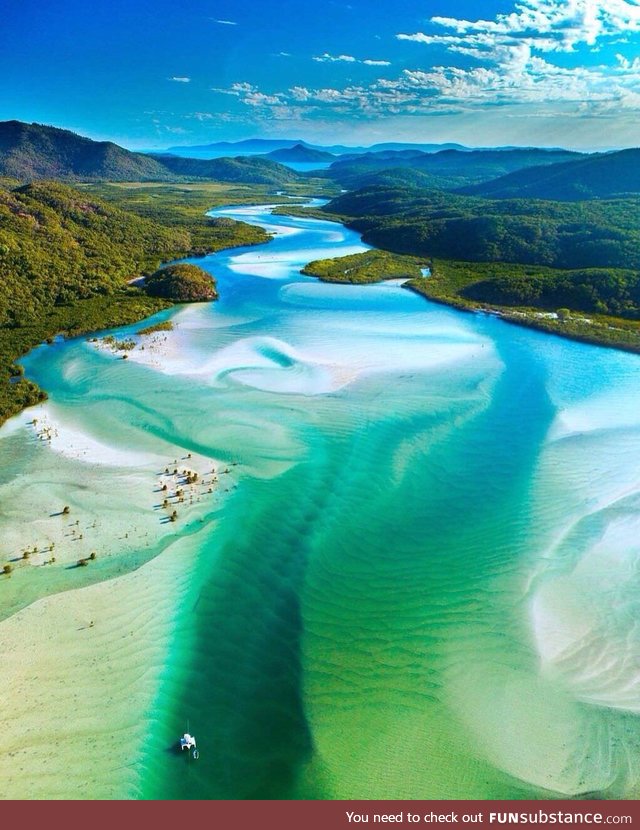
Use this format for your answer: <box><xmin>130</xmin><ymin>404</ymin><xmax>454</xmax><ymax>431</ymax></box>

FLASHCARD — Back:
<box><xmin>0</xmin><ymin>534</ymin><xmax>198</xmax><ymax>799</ymax></box>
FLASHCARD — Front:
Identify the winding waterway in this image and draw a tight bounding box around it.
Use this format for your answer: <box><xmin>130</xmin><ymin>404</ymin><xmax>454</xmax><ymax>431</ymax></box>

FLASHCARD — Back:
<box><xmin>2</xmin><ymin>202</ymin><xmax>640</xmax><ymax>799</ymax></box>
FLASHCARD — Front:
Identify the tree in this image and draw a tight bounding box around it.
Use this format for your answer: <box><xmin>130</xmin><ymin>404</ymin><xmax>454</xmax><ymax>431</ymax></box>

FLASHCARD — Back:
<box><xmin>144</xmin><ymin>264</ymin><xmax>218</xmax><ymax>302</ymax></box>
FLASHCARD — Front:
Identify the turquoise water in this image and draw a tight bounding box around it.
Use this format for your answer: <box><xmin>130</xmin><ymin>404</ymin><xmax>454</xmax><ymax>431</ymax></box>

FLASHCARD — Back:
<box><xmin>9</xmin><ymin>204</ymin><xmax>640</xmax><ymax>799</ymax></box>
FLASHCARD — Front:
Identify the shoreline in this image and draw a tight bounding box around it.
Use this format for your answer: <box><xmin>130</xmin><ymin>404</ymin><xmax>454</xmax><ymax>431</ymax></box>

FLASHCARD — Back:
<box><xmin>0</xmin><ymin>207</ymin><xmax>274</xmax><ymax>430</ymax></box>
<box><xmin>273</xmin><ymin>204</ymin><xmax>640</xmax><ymax>358</ymax></box>
<box><xmin>0</xmin><ymin>529</ymin><xmax>204</xmax><ymax>798</ymax></box>
<box><xmin>402</xmin><ymin>281</ymin><xmax>640</xmax><ymax>357</ymax></box>
<box><xmin>0</xmin><ymin>383</ymin><xmax>239</xmax><ymax>623</ymax></box>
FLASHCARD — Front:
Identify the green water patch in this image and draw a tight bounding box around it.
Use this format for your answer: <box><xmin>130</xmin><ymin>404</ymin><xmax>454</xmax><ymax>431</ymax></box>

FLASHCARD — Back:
<box><xmin>295</xmin><ymin>342</ymin><xmax>558</xmax><ymax>798</ymax></box>
<box><xmin>143</xmin><ymin>456</ymin><xmax>339</xmax><ymax>799</ymax></box>
<box><xmin>141</xmin><ymin>336</ymin><xmax>558</xmax><ymax>799</ymax></box>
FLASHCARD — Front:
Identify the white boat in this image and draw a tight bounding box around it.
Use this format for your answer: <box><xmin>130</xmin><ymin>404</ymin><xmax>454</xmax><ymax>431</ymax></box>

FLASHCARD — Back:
<box><xmin>180</xmin><ymin>732</ymin><xmax>196</xmax><ymax>752</ymax></box>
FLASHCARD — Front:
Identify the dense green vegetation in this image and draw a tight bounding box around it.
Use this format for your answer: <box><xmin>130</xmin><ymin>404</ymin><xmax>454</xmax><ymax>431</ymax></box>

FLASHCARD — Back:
<box><xmin>149</xmin><ymin>153</ymin><xmax>300</xmax><ymax>185</ymax></box>
<box><xmin>0</xmin><ymin>179</ymin><xmax>269</xmax><ymax>424</ymax></box>
<box><xmin>0</xmin><ymin>180</ymin><xmax>197</xmax><ymax>328</ymax></box>
<box><xmin>79</xmin><ymin>182</ymin><xmax>270</xmax><ymax>253</ymax></box>
<box><xmin>137</xmin><ymin>320</ymin><xmax>174</xmax><ymax>335</ymax></box>
<box><xmin>462</xmin><ymin>267</ymin><xmax>640</xmax><ymax>317</ymax></box>
<box><xmin>306</xmin><ymin>183</ymin><xmax>640</xmax><ymax>352</ymax></box>
<box><xmin>320</xmin><ymin>186</ymin><xmax>640</xmax><ymax>317</ymax></box>
<box><xmin>144</xmin><ymin>264</ymin><xmax>217</xmax><ymax>302</ymax></box>
<box><xmin>302</xmin><ymin>250</ymin><xmax>427</xmax><ymax>284</ymax></box>
<box><xmin>403</xmin><ymin>259</ymin><xmax>640</xmax><ymax>316</ymax></box>
<box><xmin>325</xmin><ymin>186</ymin><xmax>640</xmax><ymax>271</ymax></box>
<box><xmin>0</xmin><ymin>291</ymin><xmax>171</xmax><ymax>422</ymax></box>
<box><xmin>461</xmin><ymin>148</ymin><xmax>640</xmax><ymax>201</ymax></box>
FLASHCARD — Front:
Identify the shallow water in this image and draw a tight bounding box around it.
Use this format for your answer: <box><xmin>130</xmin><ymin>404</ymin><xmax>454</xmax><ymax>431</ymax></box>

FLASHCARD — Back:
<box><xmin>3</xmin><ymin>204</ymin><xmax>640</xmax><ymax>799</ymax></box>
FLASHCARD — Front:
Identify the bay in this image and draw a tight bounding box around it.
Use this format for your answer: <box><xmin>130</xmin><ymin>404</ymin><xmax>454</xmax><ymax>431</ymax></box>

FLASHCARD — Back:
<box><xmin>2</xmin><ymin>203</ymin><xmax>640</xmax><ymax>799</ymax></box>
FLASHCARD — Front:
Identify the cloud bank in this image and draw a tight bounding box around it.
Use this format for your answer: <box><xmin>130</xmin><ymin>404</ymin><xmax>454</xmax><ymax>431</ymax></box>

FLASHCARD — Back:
<box><xmin>210</xmin><ymin>1</ymin><xmax>640</xmax><ymax>142</ymax></box>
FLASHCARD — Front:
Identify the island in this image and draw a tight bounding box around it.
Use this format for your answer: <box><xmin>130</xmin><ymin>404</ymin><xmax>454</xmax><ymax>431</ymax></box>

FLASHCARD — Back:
<box><xmin>144</xmin><ymin>263</ymin><xmax>218</xmax><ymax>302</ymax></box>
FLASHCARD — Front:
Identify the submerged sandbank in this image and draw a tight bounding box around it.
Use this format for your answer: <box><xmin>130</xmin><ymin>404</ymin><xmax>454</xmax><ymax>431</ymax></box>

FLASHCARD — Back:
<box><xmin>0</xmin><ymin>530</ymin><xmax>203</xmax><ymax>799</ymax></box>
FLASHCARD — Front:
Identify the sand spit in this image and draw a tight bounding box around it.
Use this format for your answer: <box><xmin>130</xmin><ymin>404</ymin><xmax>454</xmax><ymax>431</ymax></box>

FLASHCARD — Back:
<box><xmin>0</xmin><ymin>402</ymin><xmax>234</xmax><ymax>578</ymax></box>
<box><xmin>0</xmin><ymin>532</ymin><xmax>199</xmax><ymax>799</ymax></box>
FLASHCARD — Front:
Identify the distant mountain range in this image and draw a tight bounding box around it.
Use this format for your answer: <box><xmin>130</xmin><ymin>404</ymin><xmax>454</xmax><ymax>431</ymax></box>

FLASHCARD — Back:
<box><xmin>459</xmin><ymin>148</ymin><xmax>640</xmax><ymax>200</ymax></box>
<box><xmin>2</xmin><ymin>121</ymin><xmax>639</xmax><ymax>201</ymax></box>
<box><xmin>164</xmin><ymin>138</ymin><xmax>469</xmax><ymax>158</ymax></box>
<box><xmin>264</xmin><ymin>143</ymin><xmax>336</xmax><ymax>163</ymax></box>
<box><xmin>326</xmin><ymin>148</ymin><xmax>584</xmax><ymax>190</ymax></box>
<box><xmin>0</xmin><ymin>121</ymin><xmax>299</xmax><ymax>185</ymax></box>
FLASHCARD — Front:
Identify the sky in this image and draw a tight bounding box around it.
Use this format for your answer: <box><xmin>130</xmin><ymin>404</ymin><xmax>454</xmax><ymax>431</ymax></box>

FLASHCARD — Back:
<box><xmin>1</xmin><ymin>0</ymin><xmax>640</xmax><ymax>150</ymax></box>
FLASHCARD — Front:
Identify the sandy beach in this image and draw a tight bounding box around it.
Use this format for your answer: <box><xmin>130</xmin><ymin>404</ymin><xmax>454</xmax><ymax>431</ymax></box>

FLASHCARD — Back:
<box><xmin>0</xmin><ymin>530</ymin><xmax>202</xmax><ymax>799</ymax></box>
<box><xmin>0</xmin><ymin>386</ymin><xmax>230</xmax><ymax>797</ymax></box>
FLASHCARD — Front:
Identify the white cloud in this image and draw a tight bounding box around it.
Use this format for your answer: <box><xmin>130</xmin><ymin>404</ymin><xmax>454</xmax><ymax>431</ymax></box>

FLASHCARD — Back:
<box><xmin>313</xmin><ymin>53</ymin><xmax>391</xmax><ymax>66</ymax></box>
<box><xmin>398</xmin><ymin>1</ymin><xmax>640</xmax><ymax>56</ymax></box>
<box><xmin>616</xmin><ymin>52</ymin><xmax>640</xmax><ymax>70</ymax></box>
<box><xmin>313</xmin><ymin>53</ymin><xmax>357</xmax><ymax>63</ymax></box>
<box><xmin>168</xmin><ymin>77</ymin><xmax>191</xmax><ymax>83</ymax></box>
<box><xmin>244</xmin><ymin>92</ymin><xmax>283</xmax><ymax>106</ymax></box>
<box><xmin>387</xmin><ymin>1</ymin><xmax>640</xmax><ymax>113</ymax></box>
<box><xmin>211</xmin><ymin>1</ymin><xmax>640</xmax><ymax>131</ymax></box>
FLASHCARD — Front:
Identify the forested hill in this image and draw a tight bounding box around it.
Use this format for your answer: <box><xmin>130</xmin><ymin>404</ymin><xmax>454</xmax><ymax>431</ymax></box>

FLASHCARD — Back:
<box><xmin>0</xmin><ymin>121</ymin><xmax>172</xmax><ymax>181</ymax></box>
<box><xmin>264</xmin><ymin>144</ymin><xmax>336</xmax><ymax>163</ymax></box>
<box><xmin>460</xmin><ymin>148</ymin><xmax>640</xmax><ymax>200</ymax></box>
<box><xmin>326</xmin><ymin>147</ymin><xmax>583</xmax><ymax>190</ymax></box>
<box><xmin>0</xmin><ymin>121</ymin><xmax>300</xmax><ymax>185</ymax></box>
<box><xmin>0</xmin><ymin>179</ymin><xmax>268</xmax><ymax>423</ymax></box>
<box><xmin>323</xmin><ymin>186</ymin><xmax>640</xmax><ymax>271</ymax></box>
<box><xmin>149</xmin><ymin>154</ymin><xmax>299</xmax><ymax>185</ymax></box>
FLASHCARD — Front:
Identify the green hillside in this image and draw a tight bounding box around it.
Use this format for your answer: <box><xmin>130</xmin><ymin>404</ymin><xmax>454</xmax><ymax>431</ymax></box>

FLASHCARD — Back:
<box><xmin>325</xmin><ymin>186</ymin><xmax>640</xmax><ymax>271</ymax></box>
<box><xmin>150</xmin><ymin>153</ymin><xmax>300</xmax><ymax>185</ymax></box>
<box><xmin>0</xmin><ymin>179</ymin><xmax>268</xmax><ymax>423</ymax></box>
<box><xmin>461</xmin><ymin>148</ymin><xmax>640</xmax><ymax>200</ymax></box>
<box><xmin>0</xmin><ymin>120</ymin><xmax>171</xmax><ymax>181</ymax></box>
<box><xmin>0</xmin><ymin>121</ymin><xmax>302</xmax><ymax>186</ymax></box>
<box><xmin>327</xmin><ymin>147</ymin><xmax>582</xmax><ymax>190</ymax></box>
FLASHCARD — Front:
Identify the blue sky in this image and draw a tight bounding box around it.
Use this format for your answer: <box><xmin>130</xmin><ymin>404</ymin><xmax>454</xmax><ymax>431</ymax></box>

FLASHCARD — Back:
<box><xmin>2</xmin><ymin>0</ymin><xmax>640</xmax><ymax>150</ymax></box>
